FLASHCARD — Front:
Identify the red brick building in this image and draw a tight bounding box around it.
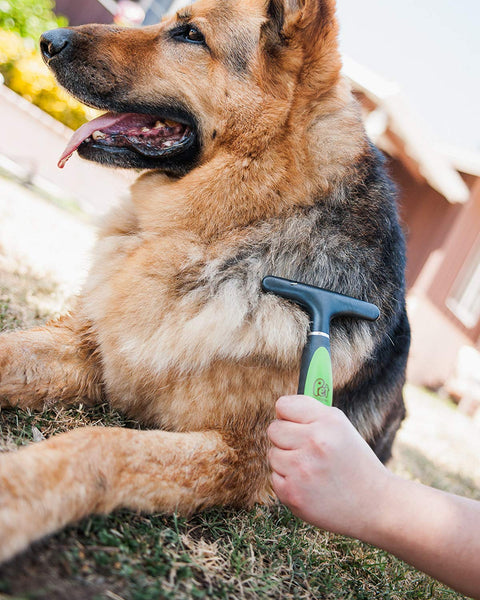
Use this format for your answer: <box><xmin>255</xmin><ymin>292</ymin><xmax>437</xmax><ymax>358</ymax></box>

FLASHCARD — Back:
<box><xmin>346</xmin><ymin>58</ymin><xmax>480</xmax><ymax>402</ymax></box>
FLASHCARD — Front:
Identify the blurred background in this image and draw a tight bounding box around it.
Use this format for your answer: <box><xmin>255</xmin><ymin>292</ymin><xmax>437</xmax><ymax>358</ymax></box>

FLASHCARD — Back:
<box><xmin>0</xmin><ymin>0</ymin><xmax>479</xmax><ymax>419</ymax></box>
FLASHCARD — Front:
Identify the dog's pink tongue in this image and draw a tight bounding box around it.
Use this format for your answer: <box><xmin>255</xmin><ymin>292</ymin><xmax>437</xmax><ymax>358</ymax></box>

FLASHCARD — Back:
<box><xmin>58</xmin><ymin>112</ymin><xmax>131</xmax><ymax>168</ymax></box>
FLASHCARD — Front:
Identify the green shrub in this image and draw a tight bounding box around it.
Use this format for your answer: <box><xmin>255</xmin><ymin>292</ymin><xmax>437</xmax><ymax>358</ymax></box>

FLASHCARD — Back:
<box><xmin>0</xmin><ymin>0</ymin><xmax>67</xmax><ymax>41</ymax></box>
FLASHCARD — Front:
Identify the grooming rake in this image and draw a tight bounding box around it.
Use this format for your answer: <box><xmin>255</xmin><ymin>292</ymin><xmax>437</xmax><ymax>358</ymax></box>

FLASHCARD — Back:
<box><xmin>262</xmin><ymin>276</ymin><xmax>380</xmax><ymax>406</ymax></box>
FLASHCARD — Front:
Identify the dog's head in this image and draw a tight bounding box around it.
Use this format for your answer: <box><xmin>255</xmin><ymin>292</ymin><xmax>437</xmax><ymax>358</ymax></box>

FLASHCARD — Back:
<box><xmin>41</xmin><ymin>0</ymin><xmax>341</xmax><ymax>175</ymax></box>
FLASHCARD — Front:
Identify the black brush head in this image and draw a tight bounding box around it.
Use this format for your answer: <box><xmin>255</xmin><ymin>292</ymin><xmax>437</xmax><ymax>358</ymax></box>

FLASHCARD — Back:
<box><xmin>262</xmin><ymin>276</ymin><xmax>380</xmax><ymax>333</ymax></box>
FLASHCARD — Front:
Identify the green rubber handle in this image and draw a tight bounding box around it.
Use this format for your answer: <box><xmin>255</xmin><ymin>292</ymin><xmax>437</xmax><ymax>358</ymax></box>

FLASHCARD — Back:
<box><xmin>298</xmin><ymin>334</ymin><xmax>333</xmax><ymax>406</ymax></box>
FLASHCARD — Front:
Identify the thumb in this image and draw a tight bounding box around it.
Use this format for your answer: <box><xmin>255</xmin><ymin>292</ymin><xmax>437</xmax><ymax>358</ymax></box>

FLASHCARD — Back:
<box><xmin>275</xmin><ymin>395</ymin><xmax>329</xmax><ymax>424</ymax></box>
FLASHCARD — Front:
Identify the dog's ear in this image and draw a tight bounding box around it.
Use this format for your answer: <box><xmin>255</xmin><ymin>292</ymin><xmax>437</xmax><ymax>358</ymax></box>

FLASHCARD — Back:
<box><xmin>296</xmin><ymin>0</ymin><xmax>341</xmax><ymax>92</ymax></box>
<box><xmin>263</xmin><ymin>0</ymin><xmax>341</xmax><ymax>94</ymax></box>
<box><xmin>266</xmin><ymin>0</ymin><xmax>286</xmax><ymax>33</ymax></box>
<box><xmin>261</xmin><ymin>0</ymin><xmax>287</xmax><ymax>51</ymax></box>
<box><xmin>262</xmin><ymin>0</ymin><xmax>336</xmax><ymax>38</ymax></box>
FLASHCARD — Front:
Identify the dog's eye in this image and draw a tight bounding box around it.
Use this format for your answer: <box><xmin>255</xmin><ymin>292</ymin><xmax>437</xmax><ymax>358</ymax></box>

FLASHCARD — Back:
<box><xmin>185</xmin><ymin>27</ymin><xmax>205</xmax><ymax>43</ymax></box>
<box><xmin>173</xmin><ymin>25</ymin><xmax>206</xmax><ymax>45</ymax></box>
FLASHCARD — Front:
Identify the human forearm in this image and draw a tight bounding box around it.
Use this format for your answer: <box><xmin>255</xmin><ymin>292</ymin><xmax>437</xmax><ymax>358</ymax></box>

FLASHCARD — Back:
<box><xmin>362</xmin><ymin>474</ymin><xmax>480</xmax><ymax>599</ymax></box>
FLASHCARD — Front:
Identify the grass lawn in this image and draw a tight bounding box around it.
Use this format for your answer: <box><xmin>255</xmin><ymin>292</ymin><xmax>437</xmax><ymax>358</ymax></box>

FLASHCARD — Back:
<box><xmin>0</xmin><ymin>176</ymin><xmax>478</xmax><ymax>600</ymax></box>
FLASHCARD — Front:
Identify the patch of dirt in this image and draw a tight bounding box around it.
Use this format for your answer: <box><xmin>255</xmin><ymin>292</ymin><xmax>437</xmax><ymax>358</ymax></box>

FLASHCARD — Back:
<box><xmin>0</xmin><ymin>176</ymin><xmax>95</xmax><ymax>301</ymax></box>
<box><xmin>0</xmin><ymin>542</ymin><xmax>127</xmax><ymax>600</ymax></box>
<box><xmin>390</xmin><ymin>385</ymin><xmax>480</xmax><ymax>499</ymax></box>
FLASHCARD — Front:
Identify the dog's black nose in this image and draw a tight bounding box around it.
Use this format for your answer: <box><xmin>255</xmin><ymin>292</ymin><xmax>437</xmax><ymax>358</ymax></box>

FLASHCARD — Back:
<box><xmin>40</xmin><ymin>28</ymin><xmax>73</xmax><ymax>61</ymax></box>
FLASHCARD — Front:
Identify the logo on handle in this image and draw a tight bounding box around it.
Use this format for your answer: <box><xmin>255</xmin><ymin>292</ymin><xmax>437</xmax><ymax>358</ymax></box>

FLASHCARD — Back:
<box><xmin>313</xmin><ymin>378</ymin><xmax>330</xmax><ymax>400</ymax></box>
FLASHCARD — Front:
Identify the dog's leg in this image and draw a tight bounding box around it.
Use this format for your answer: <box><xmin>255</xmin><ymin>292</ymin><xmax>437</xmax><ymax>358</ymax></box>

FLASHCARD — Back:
<box><xmin>0</xmin><ymin>314</ymin><xmax>104</xmax><ymax>409</ymax></box>
<box><xmin>0</xmin><ymin>425</ymin><xmax>267</xmax><ymax>564</ymax></box>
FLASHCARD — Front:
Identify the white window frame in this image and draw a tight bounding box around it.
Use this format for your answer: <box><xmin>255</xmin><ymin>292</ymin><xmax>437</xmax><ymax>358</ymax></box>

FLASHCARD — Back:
<box><xmin>447</xmin><ymin>237</ymin><xmax>480</xmax><ymax>329</ymax></box>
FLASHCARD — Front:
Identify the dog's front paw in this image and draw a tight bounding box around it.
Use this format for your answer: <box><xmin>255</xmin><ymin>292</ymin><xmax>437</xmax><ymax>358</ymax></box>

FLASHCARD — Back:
<box><xmin>0</xmin><ymin>332</ymin><xmax>34</xmax><ymax>408</ymax></box>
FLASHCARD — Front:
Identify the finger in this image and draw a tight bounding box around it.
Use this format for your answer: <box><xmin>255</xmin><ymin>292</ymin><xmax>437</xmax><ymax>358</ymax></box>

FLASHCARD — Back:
<box><xmin>267</xmin><ymin>420</ymin><xmax>308</xmax><ymax>450</ymax></box>
<box><xmin>268</xmin><ymin>446</ymin><xmax>292</xmax><ymax>477</ymax></box>
<box><xmin>270</xmin><ymin>471</ymin><xmax>288</xmax><ymax>501</ymax></box>
<box><xmin>275</xmin><ymin>395</ymin><xmax>327</xmax><ymax>424</ymax></box>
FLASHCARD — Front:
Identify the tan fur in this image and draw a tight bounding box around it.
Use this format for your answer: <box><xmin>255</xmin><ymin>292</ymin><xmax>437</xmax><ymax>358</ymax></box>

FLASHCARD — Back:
<box><xmin>0</xmin><ymin>0</ymin><xmax>374</xmax><ymax>563</ymax></box>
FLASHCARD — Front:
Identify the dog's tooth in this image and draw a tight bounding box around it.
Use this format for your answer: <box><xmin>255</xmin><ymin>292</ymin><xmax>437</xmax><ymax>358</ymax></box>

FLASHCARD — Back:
<box><xmin>92</xmin><ymin>130</ymin><xmax>107</xmax><ymax>140</ymax></box>
<box><xmin>164</xmin><ymin>119</ymin><xmax>177</xmax><ymax>128</ymax></box>
<box><xmin>141</xmin><ymin>127</ymin><xmax>151</xmax><ymax>133</ymax></box>
<box><xmin>154</xmin><ymin>121</ymin><xmax>166</xmax><ymax>129</ymax></box>
<box><xmin>163</xmin><ymin>140</ymin><xmax>174</xmax><ymax>148</ymax></box>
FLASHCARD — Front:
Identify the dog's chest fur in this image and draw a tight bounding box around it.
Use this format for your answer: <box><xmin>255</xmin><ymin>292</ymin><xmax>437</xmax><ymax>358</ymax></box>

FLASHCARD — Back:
<box><xmin>80</xmin><ymin>145</ymin><xmax>403</xmax><ymax>438</ymax></box>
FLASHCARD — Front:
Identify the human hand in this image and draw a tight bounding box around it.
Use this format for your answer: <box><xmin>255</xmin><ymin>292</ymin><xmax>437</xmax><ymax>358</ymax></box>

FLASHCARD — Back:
<box><xmin>269</xmin><ymin>396</ymin><xmax>480</xmax><ymax>599</ymax></box>
<box><xmin>267</xmin><ymin>395</ymin><xmax>393</xmax><ymax>540</ymax></box>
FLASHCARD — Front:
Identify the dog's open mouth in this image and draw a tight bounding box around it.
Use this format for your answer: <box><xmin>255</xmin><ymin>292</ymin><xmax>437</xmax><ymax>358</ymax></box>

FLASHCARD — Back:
<box><xmin>59</xmin><ymin>112</ymin><xmax>195</xmax><ymax>169</ymax></box>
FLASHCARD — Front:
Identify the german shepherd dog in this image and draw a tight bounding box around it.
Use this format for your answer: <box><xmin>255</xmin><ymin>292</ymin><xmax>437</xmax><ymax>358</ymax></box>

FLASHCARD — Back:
<box><xmin>0</xmin><ymin>0</ymin><xmax>410</xmax><ymax>562</ymax></box>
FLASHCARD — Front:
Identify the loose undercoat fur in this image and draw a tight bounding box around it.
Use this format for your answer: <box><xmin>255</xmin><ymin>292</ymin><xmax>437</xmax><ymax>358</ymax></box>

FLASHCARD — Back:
<box><xmin>0</xmin><ymin>0</ymin><xmax>410</xmax><ymax>562</ymax></box>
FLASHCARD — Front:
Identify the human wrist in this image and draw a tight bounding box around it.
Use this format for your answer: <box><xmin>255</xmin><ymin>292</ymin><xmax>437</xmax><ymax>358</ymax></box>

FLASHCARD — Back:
<box><xmin>349</xmin><ymin>468</ymin><xmax>402</xmax><ymax>544</ymax></box>
<box><xmin>356</xmin><ymin>470</ymin><xmax>417</xmax><ymax>552</ymax></box>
